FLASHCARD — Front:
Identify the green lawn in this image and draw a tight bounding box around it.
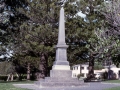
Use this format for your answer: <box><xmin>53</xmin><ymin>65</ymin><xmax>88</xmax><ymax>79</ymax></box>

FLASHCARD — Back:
<box><xmin>103</xmin><ymin>80</ymin><xmax>120</xmax><ymax>83</ymax></box>
<box><xmin>104</xmin><ymin>87</ymin><xmax>120</xmax><ymax>90</ymax></box>
<box><xmin>103</xmin><ymin>80</ymin><xmax>120</xmax><ymax>90</ymax></box>
<box><xmin>0</xmin><ymin>80</ymin><xmax>34</xmax><ymax>90</ymax></box>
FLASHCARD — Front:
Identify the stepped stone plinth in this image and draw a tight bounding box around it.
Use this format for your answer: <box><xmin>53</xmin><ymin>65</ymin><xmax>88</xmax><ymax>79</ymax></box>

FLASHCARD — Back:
<box><xmin>35</xmin><ymin>70</ymin><xmax>84</xmax><ymax>88</ymax></box>
<box><xmin>35</xmin><ymin>7</ymin><xmax>85</xmax><ymax>89</ymax></box>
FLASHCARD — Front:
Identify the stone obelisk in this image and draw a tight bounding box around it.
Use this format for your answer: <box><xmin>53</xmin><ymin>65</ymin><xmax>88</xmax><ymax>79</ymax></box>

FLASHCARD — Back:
<box><xmin>35</xmin><ymin>7</ymin><xmax>84</xmax><ymax>88</ymax></box>
<box><xmin>52</xmin><ymin>7</ymin><xmax>70</xmax><ymax>70</ymax></box>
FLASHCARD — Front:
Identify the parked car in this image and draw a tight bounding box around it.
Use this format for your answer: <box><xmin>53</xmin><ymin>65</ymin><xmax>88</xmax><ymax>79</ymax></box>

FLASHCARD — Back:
<box><xmin>95</xmin><ymin>73</ymin><xmax>101</xmax><ymax>80</ymax></box>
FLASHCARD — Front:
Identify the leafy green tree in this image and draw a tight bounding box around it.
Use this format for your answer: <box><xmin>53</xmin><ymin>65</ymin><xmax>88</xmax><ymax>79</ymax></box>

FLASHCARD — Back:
<box><xmin>0</xmin><ymin>0</ymin><xmax>31</xmax><ymax>80</ymax></box>
<box><xmin>73</xmin><ymin>0</ymin><xmax>105</xmax><ymax>79</ymax></box>
<box><xmin>101</xmin><ymin>0</ymin><xmax>120</xmax><ymax>67</ymax></box>
<box><xmin>0</xmin><ymin>1</ymin><xmax>9</xmax><ymax>57</ymax></box>
<box><xmin>0</xmin><ymin>0</ymin><xmax>28</xmax><ymax>60</ymax></box>
<box><xmin>0</xmin><ymin>61</ymin><xmax>14</xmax><ymax>75</ymax></box>
<box><xmin>65</xmin><ymin>3</ymin><xmax>89</xmax><ymax>65</ymax></box>
<box><xmin>12</xmin><ymin>0</ymin><xmax>69</xmax><ymax>79</ymax></box>
<box><xmin>11</xmin><ymin>0</ymin><xmax>107</xmax><ymax>80</ymax></box>
<box><xmin>12</xmin><ymin>0</ymin><xmax>91</xmax><ymax>79</ymax></box>
<box><xmin>2</xmin><ymin>0</ymin><xmax>115</xmax><ymax>81</ymax></box>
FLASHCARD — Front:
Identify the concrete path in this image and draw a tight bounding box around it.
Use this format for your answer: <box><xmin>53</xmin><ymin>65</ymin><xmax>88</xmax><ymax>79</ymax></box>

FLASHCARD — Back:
<box><xmin>13</xmin><ymin>82</ymin><xmax>120</xmax><ymax>90</ymax></box>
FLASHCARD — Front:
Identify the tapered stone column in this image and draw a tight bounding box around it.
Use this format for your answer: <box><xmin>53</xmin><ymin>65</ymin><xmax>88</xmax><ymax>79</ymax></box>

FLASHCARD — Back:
<box><xmin>52</xmin><ymin>7</ymin><xmax>70</xmax><ymax>70</ymax></box>
<box><xmin>35</xmin><ymin>7</ymin><xmax>84</xmax><ymax>88</ymax></box>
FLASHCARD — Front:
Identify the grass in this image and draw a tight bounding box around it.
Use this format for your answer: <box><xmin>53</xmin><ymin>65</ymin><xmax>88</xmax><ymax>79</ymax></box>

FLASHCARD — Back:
<box><xmin>103</xmin><ymin>80</ymin><xmax>120</xmax><ymax>90</ymax></box>
<box><xmin>104</xmin><ymin>87</ymin><xmax>120</xmax><ymax>90</ymax></box>
<box><xmin>1</xmin><ymin>80</ymin><xmax>120</xmax><ymax>90</ymax></box>
<box><xmin>0</xmin><ymin>80</ymin><xmax>34</xmax><ymax>90</ymax></box>
<box><xmin>103</xmin><ymin>80</ymin><xmax>120</xmax><ymax>83</ymax></box>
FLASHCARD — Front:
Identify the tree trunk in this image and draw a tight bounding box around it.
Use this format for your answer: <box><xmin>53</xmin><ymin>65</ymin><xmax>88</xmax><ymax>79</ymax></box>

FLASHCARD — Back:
<box><xmin>37</xmin><ymin>53</ymin><xmax>48</xmax><ymax>80</ymax></box>
<box><xmin>7</xmin><ymin>73</ymin><xmax>14</xmax><ymax>81</ymax></box>
<box><xmin>10</xmin><ymin>73</ymin><xmax>13</xmax><ymax>81</ymax></box>
<box><xmin>7</xmin><ymin>74</ymin><xmax>10</xmax><ymax>81</ymax></box>
<box><xmin>87</xmin><ymin>56</ymin><xmax>94</xmax><ymax>80</ymax></box>
<box><xmin>27</xmin><ymin>63</ymin><xmax>30</xmax><ymax>80</ymax></box>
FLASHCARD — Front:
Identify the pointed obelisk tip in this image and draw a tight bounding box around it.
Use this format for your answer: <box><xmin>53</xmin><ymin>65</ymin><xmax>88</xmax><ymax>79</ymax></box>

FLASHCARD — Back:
<box><xmin>61</xmin><ymin>7</ymin><xmax>64</xmax><ymax>10</ymax></box>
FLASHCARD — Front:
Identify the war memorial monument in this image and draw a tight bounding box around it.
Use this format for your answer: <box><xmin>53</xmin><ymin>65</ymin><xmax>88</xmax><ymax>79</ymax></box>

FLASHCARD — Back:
<box><xmin>13</xmin><ymin>7</ymin><xmax>119</xmax><ymax>90</ymax></box>
<box><xmin>13</xmin><ymin>7</ymin><xmax>86</xmax><ymax>90</ymax></box>
<box><xmin>34</xmin><ymin>7</ymin><xmax>85</xmax><ymax>89</ymax></box>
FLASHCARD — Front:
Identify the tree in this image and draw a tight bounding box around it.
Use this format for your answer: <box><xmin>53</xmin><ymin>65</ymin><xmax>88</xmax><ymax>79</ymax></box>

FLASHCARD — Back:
<box><xmin>102</xmin><ymin>0</ymin><xmax>120</xmax><ymax>36</ymax></box>
<box><xmin>12</xmin><ymin>0</ymin><xmax>100</xmax><ymax>80</ymax></box>
<box><xmin>0</xmin><ymin>0</ymin><xmax>28</xmax><ymax>61</ymax></box>
<box><xmin>0</xmin><ymin>0</ymin><xmax>9</xmax><ymax>57</ymax></box>
<box><xmin>1</xmin><ymin>0</ymin><xmax>113</xmax><ymax>81</ymax></box>
<box><xmin>0</xmin><ymin>0</ymin><xmax>32</xmax><ymax>80</ymax></box>
<box><xmin>65</xmin><ymin>2</ymin><xmax>89</xmax><ymax>65</ymax></box>
<box><xmin>73</xmin><ymin>0</ymin><xmax>106</xmax><ymax>80</ymax></box>
<box><xmin>101</xmin><ymin>0</ymin><xmax>120</xmax><ymax>67</ymax></box>
<box><xmin>12</xmin><ymin>0</ymin><xmax>107</xmax><ymax>80</ymax></box>
<box><xmin>12</xmin><ymin>0</ymin><xmax>81</xmax><ymax>79</ymax></box>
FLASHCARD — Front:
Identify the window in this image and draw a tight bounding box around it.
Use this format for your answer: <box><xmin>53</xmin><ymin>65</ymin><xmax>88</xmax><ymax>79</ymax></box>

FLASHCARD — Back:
<box><xmin>73</xmin><ymin>74</ymin><xmax>76</xmax><ymax>77</ymax></box>
<box><xmin>76</xmin><ymin>66</ymin><xmax>78</xmax><ymax>70</ymax></box>
<box><xmin>75</xmin><ymin>74</ymin><xmax>76</xmax><ymax>77</ymax></box>
<box><xmin>73</xmin><ymin>67</ymin><xmax>75</xmax><ymax>70</ymax></box>
<box><xmin>81</xmin><ymin>67</ymin><xmax>84</xmax><ymax>70</ymax></box>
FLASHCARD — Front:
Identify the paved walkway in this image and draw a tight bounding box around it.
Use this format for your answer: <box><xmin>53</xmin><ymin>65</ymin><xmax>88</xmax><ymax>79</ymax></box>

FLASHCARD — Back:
<box><xmin>13</xmin><ymin>82</ymin><xmax>120</xmax><ymax>90</ymax></box>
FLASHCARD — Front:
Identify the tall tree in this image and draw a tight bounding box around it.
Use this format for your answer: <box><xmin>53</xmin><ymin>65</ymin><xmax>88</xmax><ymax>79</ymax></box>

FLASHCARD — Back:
<box><xmin>74</xmin><ymin>0</ymin><xmax>105</xmax><ymax>80</ymax></box>
<box><xmin>101</xmin><ymin>0</ymin><xmax>120</xmax><ymax>67</ymax></box>
<box><xmin>0</xmin><ymin>0</ymin><xmax>28</xmax><ymax>60</ymax></box>
<box><xmin>12</xmin><ymin>0</ymin><xmax>80</xmax><ymax>79</ymax></box>
<box><xmin>2</xmin><ymin>0</ymin><xmax>112</xmax><ymax>81</ymax></box>
<box><xmin>0</xmin><ymin>0</ymin><xmax>31</xmax><ymax>80</ymax></box>
<box><xmin>13</xmin><ymin>0</ymin><xmax>99</xmax><ymax>79</ymax></box>
<box><xmin>12</xmin><ymin>0</ymin><xmax>108</xmax><ymax>80</ymax></box>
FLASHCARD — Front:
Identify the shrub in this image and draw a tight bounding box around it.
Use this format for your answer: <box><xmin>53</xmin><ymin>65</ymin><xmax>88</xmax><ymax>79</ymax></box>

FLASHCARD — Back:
<box><xmin>77</xmin><ymin>73</ymin><xmax>84</xmax><ymax>79</ymax></box>
<box><xmin>101</xmin><ymin>71</ymin><xmax>108</xmax><ymax>80</ymax></box>
<box><xmin>0</xmin><ymin>75</ymin><xmax>21</xmax><ymax>81</ymax></box>
<box><xmin>94</xmin><ymin>65</ymin><xmax>104</xmax><ymax>70</ymax></box>
<box><xmin>0</xmin><ymin>76</ymin><xmax>8</xmax><ymax>81</ymax></box>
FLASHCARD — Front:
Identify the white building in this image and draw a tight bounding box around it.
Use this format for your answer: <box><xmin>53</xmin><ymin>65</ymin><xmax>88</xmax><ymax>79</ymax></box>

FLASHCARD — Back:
<box><xmin>72</xmin><ymin>64</ymin><xmax>89</xmax><ymax>78</ymax></box>
<box><xmin>104</xmin><ymin>65</ymin><xmax>120</xmax><ymax>79</ymax></box>
<box><xmin>72</xmin><ymin>64</ymin><xmax>120</xmax><ymax>79</ymax></box>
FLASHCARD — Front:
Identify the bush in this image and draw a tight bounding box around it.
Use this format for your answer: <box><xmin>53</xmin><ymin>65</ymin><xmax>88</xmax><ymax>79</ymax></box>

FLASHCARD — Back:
<box><xmin>101</xmin><ymin>71</ymin><xmax>108</xmax><ymax>80</ymax></box>
<box><xmin>77</xmin><ymin>73</ymin><xmax>84</xmax><ymax>79</ymax></box>
<box><xmin>0</xmin><ymin>75</ymin><xmax>21</xmax><ymax>81</ymax></box>
<box><xmin>0</xmin><ymin>76</ymin><xmax>8</xmax><ymax>81</ymax></box>
<box><xmin>94</xmin><ymin>65</ymin><xmax>104</xmax><ymax>70</ymax></box>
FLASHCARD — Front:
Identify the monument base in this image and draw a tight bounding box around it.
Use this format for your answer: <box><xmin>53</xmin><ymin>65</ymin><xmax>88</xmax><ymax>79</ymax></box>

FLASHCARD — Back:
<box><xmin>52</xmin><ymin>65</ymin><xmax>70</xmax><ymax>70</ymax></box>
<box><xmin>35</xmin><ymin>70</ymin><xmax>85</xmax><ymax>88</ymax></box>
